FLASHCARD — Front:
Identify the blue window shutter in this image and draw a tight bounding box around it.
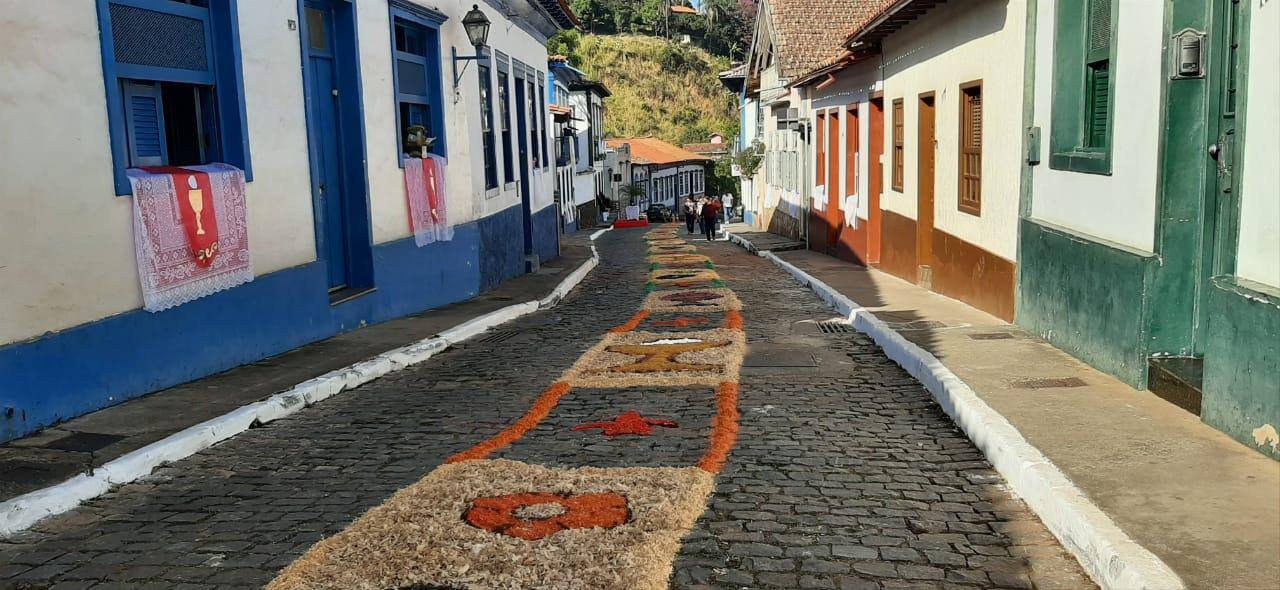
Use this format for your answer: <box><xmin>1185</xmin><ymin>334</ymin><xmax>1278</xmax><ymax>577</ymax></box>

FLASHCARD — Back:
<box><xmin>122</xmin><ymin>80</ymin><xmax>167</xmax><ymax>167</ymax></box>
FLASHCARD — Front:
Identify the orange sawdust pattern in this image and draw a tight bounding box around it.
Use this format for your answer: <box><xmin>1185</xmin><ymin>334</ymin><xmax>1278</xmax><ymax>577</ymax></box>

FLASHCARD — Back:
<box><xmin>698</xmin><ymin>382</ymin><xmax>741</xmax><ymax>473</ymax></box>
<box><xmin>611</xmin><ymin>310</ymin><xmax>650</xmax><ymax>333</ymax></box>
<box><xmin>724</xmin><ymin>309</ymin><xmax>744</xmax><ymax>330</ymax></box>
<box><xmin>463</xmin><ymin>492</ymin><xmax>630</xmax><ymax>540</ymax></box>
<box><xmin>591</xmin><ymin>341</ymin><xmax>731</xmax><ymax>374</ymax></box>
<box><xmin>445</xmin><ymin>381</ymin><xmax>572</xmax><ymax>463</ymax></box>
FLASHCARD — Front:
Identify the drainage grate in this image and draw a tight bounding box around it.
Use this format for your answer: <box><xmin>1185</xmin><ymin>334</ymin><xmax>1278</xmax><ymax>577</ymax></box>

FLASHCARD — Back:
<box><xmin>1012</xmin><ymin>377</ymin><xmax>1087</xmax><ymax>389</ymax></box>
<box><xmin>969</xmin><ymin>332</ymin><xmax>1015</xmax><ymax>340</ymax></box>
<box><xmin>38</xmin><ymin>431</ymin><xmax>127</xmax><ymax>453</ymax></box>
<box><xmin>817</xmin><ymin>321</ymin><xmax>855</xmax><ymax>334</ymax></box>
<box><xmin>477</xmin><ymin>329</ymin><xmax>522</xmax><ymax>345</ymax></box>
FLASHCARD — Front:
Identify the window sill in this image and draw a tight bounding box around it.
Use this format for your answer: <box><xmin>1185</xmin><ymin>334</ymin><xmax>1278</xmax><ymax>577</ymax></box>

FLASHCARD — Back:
<box><xmin>485</xmin><ymin>187</ymin><xmax>501</xmax><ymax>199</ymax></box>
<box><xmin>958</xmin><ymin>203</ymin><xmax>982</xmax><ymax>217</ymax></box>
<box><xmin>1049</xmin><ymin>150</ymin><xmax>1112</xmax><ymax>175</ymax></box>
<box><xmin>504</xmin><ymin>182</ymin><xmax>517</xmax><ymax>190</ymax></box>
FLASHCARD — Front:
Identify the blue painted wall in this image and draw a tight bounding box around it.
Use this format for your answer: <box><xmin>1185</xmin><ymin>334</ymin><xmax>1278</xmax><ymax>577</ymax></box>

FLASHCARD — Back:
<box><xmin>0</xmin><ymin>203</ymin><xmax>549</xmax><ymax>443</ymax></box>
<box><xmin>532</xmin><ymin>204</ymin><xmax>560</xmax><ymax>264</ymax></box>
<box><xmin>478</xmin><ymin>203</ymin><xmax>527</xmax><ymax>291</ymax></box>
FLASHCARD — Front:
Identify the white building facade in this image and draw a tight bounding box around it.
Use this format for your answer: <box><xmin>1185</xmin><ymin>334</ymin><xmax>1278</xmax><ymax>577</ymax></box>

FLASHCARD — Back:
<box><xmin>0</xmin><ymin>0</ymin><xmax>577</xmax><ymax>443</ymax></box>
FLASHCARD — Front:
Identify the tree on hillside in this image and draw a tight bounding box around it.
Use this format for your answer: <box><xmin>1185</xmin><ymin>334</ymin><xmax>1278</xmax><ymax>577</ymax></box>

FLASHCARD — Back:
<box><xmin>568</xmin><ymin>0</ymin><xmax>755</xmax><ymax>59</ymax></box>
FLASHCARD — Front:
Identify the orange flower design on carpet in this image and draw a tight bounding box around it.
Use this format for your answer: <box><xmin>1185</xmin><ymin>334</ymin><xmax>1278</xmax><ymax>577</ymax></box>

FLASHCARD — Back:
<box><xmin>464</xmin><ymin>492</ymin><xmax>630</xmax><ymax>541</ymax></box>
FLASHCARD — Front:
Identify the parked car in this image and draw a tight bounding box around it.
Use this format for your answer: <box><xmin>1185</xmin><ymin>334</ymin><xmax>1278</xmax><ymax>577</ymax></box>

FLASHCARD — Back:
<box><xmin>646</xmin><ymin>204</ymin><xmax>674</xmax><ymax>223</ymax></box>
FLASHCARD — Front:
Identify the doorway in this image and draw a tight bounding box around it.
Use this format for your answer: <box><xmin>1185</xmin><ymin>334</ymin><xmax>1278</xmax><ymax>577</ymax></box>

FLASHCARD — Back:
<box><xmin>513</xmin><ymin>69</ymin><xmax>534</xmax><ymax>267</ymax></box>
<box><xmin>868</xmin><ymin>97</ymin><xmax>884</xmax><ymax>264</ymax></box>
<box><xmin>825</xmin><ymin>109</ymin><xmax>841</xmax><ymax>251</ymax></box>
<box><xmin>916</xmin><ymin>92</ymin><xmax>936</xmax><ymax>288</ymax></box>
<box><xmin>301</xmin><ymin>0</ymin><xmax>372</xmax><ymax>297</ymax></box>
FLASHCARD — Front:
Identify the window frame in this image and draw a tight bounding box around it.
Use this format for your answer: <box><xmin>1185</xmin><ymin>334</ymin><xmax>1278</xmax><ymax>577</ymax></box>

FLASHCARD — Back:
<box><xmin>1047</xmin><ymin>0</ymin><xmax>1117</xmax><ymax>175</ymax></box>
<box><xmin>496</xmin><ymin>52</ymin><xmax>514</xmax><ymax>184</ymax></box>
<box><xmin>96</xmin><ymin>0</ymin><xmax>252</xmax><ymax>195</ymax></box>
<box><xmin>477</xmin><ymin>47</ymin><xmax>498</xmax><ymax>190</ymax></box>
<box><xmin>389</xmin><ymin>1</ymin><xmax>448</xmax><ymax>166</ymax></box>
<box><xmin>958</xmin><ymin>79</ymin><xmax>983</xmax><ymax>216</ymax></box>
<box><xmin>891</xmin><ymin>98</ymin><xmax>905</xmax><ymax>192</ymax></box>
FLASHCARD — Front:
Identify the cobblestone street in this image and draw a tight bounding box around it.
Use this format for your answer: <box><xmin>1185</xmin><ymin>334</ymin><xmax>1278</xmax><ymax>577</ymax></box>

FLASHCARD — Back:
<box><xmin>0</xmin><ymin>227</ymin><xmax>1090</xmax><ymax>589</ymax></box>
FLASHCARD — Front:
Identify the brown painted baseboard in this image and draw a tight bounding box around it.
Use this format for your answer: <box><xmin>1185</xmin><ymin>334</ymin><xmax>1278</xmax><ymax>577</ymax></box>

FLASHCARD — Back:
<box><xmin>879</xmin><ymin>210</ymin><xmax>918</xmax><ymax>282</ymax></box>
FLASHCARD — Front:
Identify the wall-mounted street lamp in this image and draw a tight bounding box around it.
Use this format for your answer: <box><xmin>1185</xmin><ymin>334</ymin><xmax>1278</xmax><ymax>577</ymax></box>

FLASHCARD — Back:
<box><xmin>452</xmin><ymin>4</ymin><xmax>491</xmax><ymax>90</ymax></box>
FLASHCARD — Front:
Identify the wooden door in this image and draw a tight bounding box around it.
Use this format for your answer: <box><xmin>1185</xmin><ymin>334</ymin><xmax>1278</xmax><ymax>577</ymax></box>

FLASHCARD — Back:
<box><xmin>826</xmin><ymin>110</ymin><xmax>841</xmax><ymax>249</ymax></box>
<box><xmin>916</xmin><ymin>93</ymin><xmax>936</xmax><ymax>287</ymax></box>
<box><xmin>868</xmin><ymin>98</ymin><xmax>883</xmax><ymax>263</ymax></box>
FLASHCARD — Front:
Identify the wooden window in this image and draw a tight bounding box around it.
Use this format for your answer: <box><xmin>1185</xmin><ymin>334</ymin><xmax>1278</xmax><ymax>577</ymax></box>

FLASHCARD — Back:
<box><xmin>1048</xmin><ymin>0</ymin><xmax>1115</xmax><ymax>174</ymax></box>
<box><xmin>892</xmin><ymin>99</ymin><xmax>904</xmax><ymax>191</ymax></box>
<box><xmin>958</xmin><ymin>81</ymin><xmax>982</xmax><ymax>215</ymax></box>
<box><xmin>392</xmin><ymin>6</ymin><xmax>447</xmax><ymax>164</ymax></box>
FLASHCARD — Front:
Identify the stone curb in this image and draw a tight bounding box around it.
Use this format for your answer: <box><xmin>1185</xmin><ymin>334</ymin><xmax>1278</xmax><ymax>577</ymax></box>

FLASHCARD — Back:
<box><xmin>725</xmin><ymin>230</ymin><xmax>1184</xmax><ymax>590</ymax></box>
<box><xmin>0</xmin><ymin>228</ymin><xmax>612</xmax><ymax>537</ymax></box>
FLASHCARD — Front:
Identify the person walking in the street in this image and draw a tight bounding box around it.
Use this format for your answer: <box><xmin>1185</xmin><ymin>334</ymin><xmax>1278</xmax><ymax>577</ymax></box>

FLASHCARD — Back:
<box><xmin>700</xmin><ymin>197</ymin><xmax>721</xmax><ymax>241</ymax></box>
<box><xmin>682</xmin><ymin>196</ymin><xmax>697</xmax><ymax>234</ymax></box>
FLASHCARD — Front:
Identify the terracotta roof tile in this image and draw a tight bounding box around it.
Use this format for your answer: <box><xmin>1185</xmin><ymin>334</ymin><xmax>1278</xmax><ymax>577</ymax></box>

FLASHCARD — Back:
<box><xmin>767</xmin><ymin>0</ymin><xmax>883</xmax><ymax>79</ymax></box>
<box><xmin>683</xmin><ymin>142</ymin><xmax>730</xmax><ymax>156</ymax></box>
<box><xmin>605</xmin><ymin>137</ymin><xmax>713</xmax><ymax>166</ymax></box>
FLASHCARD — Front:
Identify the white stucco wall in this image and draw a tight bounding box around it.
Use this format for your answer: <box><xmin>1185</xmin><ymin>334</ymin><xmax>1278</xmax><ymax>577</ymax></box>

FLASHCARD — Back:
<box><xmin>1235</xmin><ymin>0</ymin><xmax>1280</xmax><ymax>290</ymax></box>
<box><xmin>810</xmin><ymin>61</ymin><xmax>879</xmax><ymax>223</ymax></box>
<box><xmin>0</xmin><ymin>0</ymin><xmax>555</xmax><ymax>347</ymax></box>
<box><xmin>1029</xmin><ymin>0</ymin><xmax>1165</xmax><ymax>253</ymax></box>
<box><xmin>878</xmin><ymin>0</ymin><xmax>1027</xmax><ymax>260</ymax></box>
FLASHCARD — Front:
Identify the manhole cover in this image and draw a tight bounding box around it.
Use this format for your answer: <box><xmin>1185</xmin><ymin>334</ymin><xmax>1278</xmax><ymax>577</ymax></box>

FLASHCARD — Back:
<box><xmin>817</xmin><ymin>321</ymin><xmax>855</xmax><ymax>334</ymax></box>
<box><xmin>38</xmin><ymin>431</ymin><xmax>126</xmax><ymax>453</ymax></box>
<box><xmin>1012</xmin><ymin>377</ymin><xmax>1087</xmax><ymax>389</ymax></box>
<box><xmin>969</xmin><ymin>332</ymin><xmax>1015</xmax><ymax>340</ymax></box>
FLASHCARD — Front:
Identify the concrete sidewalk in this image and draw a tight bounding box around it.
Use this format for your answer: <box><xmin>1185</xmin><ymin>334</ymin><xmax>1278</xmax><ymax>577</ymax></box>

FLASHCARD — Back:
<box><xmin>726</xmin><ymin>227</ymin><xmax>1280</xmax><ymax>590</ymax></box>
<box><xmin>0</xmin><ymin>234</ymin><xmax>595</xmax><ymax>506</ymax></box>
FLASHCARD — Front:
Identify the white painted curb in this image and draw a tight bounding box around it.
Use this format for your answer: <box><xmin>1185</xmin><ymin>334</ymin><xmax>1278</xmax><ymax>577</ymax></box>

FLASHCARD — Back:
<box><xmin>0</xmin><ymin>229</ymin><xmax>611</xmax><ymax>538</ymax></box>
<box><xmin>728</xmin><ymin>232</ymin><xmax>1184</xmax><ymax>590</ymax></box>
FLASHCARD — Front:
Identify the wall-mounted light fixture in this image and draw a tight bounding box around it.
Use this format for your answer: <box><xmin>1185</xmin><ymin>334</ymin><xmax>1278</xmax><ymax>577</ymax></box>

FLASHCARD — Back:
<box><xmin>452</xmin><ymin>4</ymin><xmax>491</xmax><ymax>89</ymax></box>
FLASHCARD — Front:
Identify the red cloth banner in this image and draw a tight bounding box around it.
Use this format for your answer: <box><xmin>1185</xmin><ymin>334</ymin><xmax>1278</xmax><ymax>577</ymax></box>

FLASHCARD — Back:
<box><xmin>404</xmin><ymin>154</ymin><xmax>453</xmax><ymax>246</ymax></box>
<box><xmin>142</xmin><ymin>167</ymin><xmax>220</xmax><ymax>267</ymax></box>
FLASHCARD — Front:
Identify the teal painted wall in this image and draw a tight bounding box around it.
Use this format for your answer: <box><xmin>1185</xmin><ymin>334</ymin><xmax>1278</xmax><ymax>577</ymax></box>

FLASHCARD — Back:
<box><xmin>1016</xmin><ymin>218</ymin><xmax>1153</xmax><ymax>387</ymax></box>
<box><xmin>1202</xmin><ymin>278</ymin><xmax>1280</xmax><ymax>461</ymax></box>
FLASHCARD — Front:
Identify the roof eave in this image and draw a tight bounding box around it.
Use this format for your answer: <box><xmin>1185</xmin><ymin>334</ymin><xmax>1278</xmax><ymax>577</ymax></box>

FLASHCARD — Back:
<box><xmin>844</xmin><ymin>0</ymin><xmax>947</xmax><ymax>48</ymax></box>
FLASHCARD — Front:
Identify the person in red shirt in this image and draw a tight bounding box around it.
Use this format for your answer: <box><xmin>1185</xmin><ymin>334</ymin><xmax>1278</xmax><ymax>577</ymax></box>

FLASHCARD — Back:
<box><xmin>700</xmin><ymin>197</ymin><xmax>722</xmax><ymax>241</ymax></box>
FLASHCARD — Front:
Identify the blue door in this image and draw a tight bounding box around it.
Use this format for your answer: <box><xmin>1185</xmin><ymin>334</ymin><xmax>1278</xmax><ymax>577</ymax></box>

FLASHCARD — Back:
<box><xmin>513</xmin><ymin>72</ymin><xmax>534</xmax><ymax>259</ymax></box>
<box><xmin>304</xmin><ymin>1</ymin><xmax>350</xmax><ymax>291</ymax></box>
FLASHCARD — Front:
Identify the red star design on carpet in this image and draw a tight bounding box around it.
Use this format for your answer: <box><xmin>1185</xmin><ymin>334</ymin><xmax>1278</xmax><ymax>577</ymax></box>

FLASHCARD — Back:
<box><xmin>570</xmin><ymin>411</ymin><xmax>679</xmax><ymax>436</ymax></box>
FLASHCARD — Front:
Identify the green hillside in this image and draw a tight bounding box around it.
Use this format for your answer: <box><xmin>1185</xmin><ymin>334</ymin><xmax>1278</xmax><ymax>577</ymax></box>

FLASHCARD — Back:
<box><xmin>548</xmin><ymin>32</ymin><xmax>739</xmax><ymax>146</ymax></box>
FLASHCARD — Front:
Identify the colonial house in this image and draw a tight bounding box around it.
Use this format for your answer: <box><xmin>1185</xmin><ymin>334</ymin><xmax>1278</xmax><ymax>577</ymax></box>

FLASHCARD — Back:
<box><xmin>568</xmin><ymin>78</ymin><xmax>611</xmax><ymax>227</ymax></box>
<box><xmin>606</xmin><ymin>137</ymin><xmax>711</xmax><ymax>211</ymax></box>
<box><xmin>791</xmin><ymin>0</ymin><xmax>1029</xmax><ymax>321</ymax></box>
<box><xmin>602</xmin><ymin>142</ymin><xmax>633</xmax><ymax>213</ymax></box>
<box><xmin>683</xmin><ymin>134</ymin><xmax>731</xmax><ymax>159</ymax></box>
<box><xmin>546</xmin><ymin>56</ymin><xmax>609</xmax><ymax>230</ymax></box>
<box><xmin>548</xmin><ymin>56</ymin><xmax>579</xmax><ymax>231</ymax></box>
<box><xmin>0</xmin><ymin>0</ymin><xmax>578</xmax><ymax>443</ymax></box>
<box><xmin>739</xmin><ymin>0</ymin><xmax>872</xmax><ymax>240</ymax></box>
<box><xmin>1020</xmin><ymin>0</ymin><xmax>1279</xmax><ymax>458</ymax></box>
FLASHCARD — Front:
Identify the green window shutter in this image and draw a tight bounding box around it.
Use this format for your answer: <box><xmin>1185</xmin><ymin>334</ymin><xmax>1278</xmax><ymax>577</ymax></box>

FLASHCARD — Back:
<box><xmin>1086</xmin><ymin>0</ymin><xmax>1112</xmax><ymax>62</ymax></box>
<box><xmin>1086</xmin><ymin>61</ymin><xmax>1110</xmax><ymax>148</ymax></box>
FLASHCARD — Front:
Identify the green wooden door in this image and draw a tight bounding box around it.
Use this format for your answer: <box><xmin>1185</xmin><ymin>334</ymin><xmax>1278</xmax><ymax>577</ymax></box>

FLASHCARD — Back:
<box><xmin>1199</xmin><ymin>0</ymin><xmax>1247</xmax><ymax>354</ymax></box>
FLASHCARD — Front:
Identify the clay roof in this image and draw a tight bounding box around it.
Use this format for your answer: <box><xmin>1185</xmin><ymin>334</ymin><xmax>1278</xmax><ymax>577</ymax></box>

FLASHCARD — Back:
<box><xmin>683</xmin><ymin>142</ymin><xmax>730</xmax><ymax>156</ymax></box>
<box><xmin>843</xmin><ymin>0</ymin><xmax>945</xmax><ymax>47</ymax></box>
<box><xmin>766</xmin><ymin>0</ymin><xmax>883</xmax><ymax>79</ymax></box>
<box><xmin>536</xmin><ymin>0</ymin><xmax>581</xmax><ymax>29</ymax></box>
<box><xmin>605</xmin><ymin>137</ymin><xmax>713</xmax><ymax>166</ymax></box>
<box><xmin>671</xmin><ymin>5</ymin><xmax>699</xmax><ymax>15</ymax></box>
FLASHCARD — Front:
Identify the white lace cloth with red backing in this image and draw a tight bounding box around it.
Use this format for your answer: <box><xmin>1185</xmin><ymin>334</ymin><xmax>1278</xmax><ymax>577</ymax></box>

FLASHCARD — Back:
<box><xmin>127</xmin><ymin>164</ymin><xmax>253</xmax><ymax>312</ymax></box>
<box><xmin>404</xmin><ymin>154</ymin><xmax>454</xmax><ymax>246</ymax></box>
